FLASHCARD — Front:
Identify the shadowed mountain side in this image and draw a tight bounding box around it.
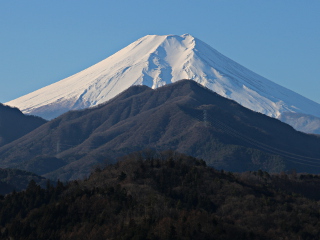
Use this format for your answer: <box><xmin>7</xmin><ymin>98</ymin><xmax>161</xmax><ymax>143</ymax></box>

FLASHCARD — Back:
<box><xmin>1</xmin><ymin>80</ymin><xmax>320</xmax><ymax>181</ymax></box>
<box><xmin>0</xmin><ymin>103</ymin><xmax>47</xmax><ymax>147</ymax></box>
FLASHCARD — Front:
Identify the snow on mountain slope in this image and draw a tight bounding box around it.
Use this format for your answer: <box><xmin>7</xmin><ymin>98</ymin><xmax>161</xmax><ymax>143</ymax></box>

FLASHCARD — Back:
<box><xmin>5</xmin><ymin>34</ymin><xmax>320</xmax><ymax>133</ymax></box>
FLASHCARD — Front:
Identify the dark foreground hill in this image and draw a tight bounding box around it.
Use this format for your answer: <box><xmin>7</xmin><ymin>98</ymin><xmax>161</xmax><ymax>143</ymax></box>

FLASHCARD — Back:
<box><xmin>0</xmin><ymin>168</ymin><xmax>48</xmax><ymax>195</ymax></box>
<box><xmin>0</xmin><ymin>103</ymin><xmax>47</xmax><ymax>147</ymax></box>
<box><xmin>1</xmin><ymin>152</ymin><xmax>320</xmax><ymax>240</ymax></box>
<box><xmin>1</xmin><ymin>80</ymin><xmax>320</xmax><ymax>181</ymax></box>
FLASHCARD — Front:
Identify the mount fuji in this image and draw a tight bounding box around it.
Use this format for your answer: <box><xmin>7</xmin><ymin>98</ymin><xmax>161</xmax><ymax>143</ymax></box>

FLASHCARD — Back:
<box><xmin>5</xmin><ymin>34</ymin><xmax>320</xmax><ymax>133</ymax></box>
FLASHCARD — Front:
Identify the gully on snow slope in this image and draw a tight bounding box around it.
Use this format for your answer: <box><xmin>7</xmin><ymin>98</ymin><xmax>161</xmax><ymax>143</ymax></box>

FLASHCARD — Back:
<box><xmin>6</xmin><ymin>34</ymin><xmax>320</xmax><ymax>133</ymax></box>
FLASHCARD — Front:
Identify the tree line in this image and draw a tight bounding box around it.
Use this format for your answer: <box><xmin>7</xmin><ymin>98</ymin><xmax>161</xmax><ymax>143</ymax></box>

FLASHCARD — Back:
<box><xmin>1</xmin><ymin>150</ymin><xmax>320</xmax><ymax>239</ymax></box>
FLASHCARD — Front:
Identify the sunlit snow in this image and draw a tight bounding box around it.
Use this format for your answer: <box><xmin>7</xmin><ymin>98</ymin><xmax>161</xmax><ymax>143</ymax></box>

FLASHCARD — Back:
<box><xmin>5</xmin><ymin>34</ymin><xmax>320</xmax><ymax>130</ymax></box>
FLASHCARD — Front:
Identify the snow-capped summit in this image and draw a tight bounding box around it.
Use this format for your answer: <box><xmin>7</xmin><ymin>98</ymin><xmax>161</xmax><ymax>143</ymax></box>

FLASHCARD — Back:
<box><xmin>5</xmin><ymin>34</ymin><xmax>320</xmax><ymax>133</ymax></box>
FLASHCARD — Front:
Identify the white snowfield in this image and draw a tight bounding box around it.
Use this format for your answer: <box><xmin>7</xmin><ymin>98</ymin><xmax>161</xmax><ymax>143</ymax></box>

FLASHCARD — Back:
<box><xmin>5</xmin><ymin>34</ymin><xmax>320</xmax><ymax>133</ymax></box>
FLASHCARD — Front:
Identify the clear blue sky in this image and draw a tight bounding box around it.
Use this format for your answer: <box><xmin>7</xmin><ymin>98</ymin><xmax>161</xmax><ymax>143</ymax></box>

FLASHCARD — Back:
<box><xmin>1</xmin><ymin>1</ymin><xmax>320</xmax><ymax>104</ymax></box>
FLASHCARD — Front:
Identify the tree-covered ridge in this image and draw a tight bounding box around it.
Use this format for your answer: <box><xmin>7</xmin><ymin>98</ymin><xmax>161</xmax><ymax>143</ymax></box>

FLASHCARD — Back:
<box><xmin>0</xmin><ymin>168</ymin><xmax>48</xmax><ymax>195</ymax></box>
<box><xmin>2</xmin><ymin>80</ymin><xmax>320</xmax><ymax>181</ymax></box>
<box><xmin>1</xmin><ymin>151</ymin><xmax>320</xmax><ymax>240</ymax></box>
<box><xmin>0</xmin><ymin>103</ymin><xmax>46</xmax><ymax>147</ymax></box>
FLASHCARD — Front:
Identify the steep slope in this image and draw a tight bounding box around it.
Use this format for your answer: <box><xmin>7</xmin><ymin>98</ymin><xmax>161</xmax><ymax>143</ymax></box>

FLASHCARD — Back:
<box><xmin>1</xmin><ymin>80</ymin><xmax>320</xmax><ymax>181</ymax></box>
<box><xmin>0</xmin><ymin>103</ymin><xmax>47</xmax><ymax>147</ymax></box>
<box><xmin>5</xmin><ymin>34</ymin><xmax>320</xmax><ymax>133</ymax></box>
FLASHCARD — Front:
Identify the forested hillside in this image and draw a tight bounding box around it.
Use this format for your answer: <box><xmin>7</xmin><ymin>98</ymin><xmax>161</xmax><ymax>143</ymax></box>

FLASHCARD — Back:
<box><xmin>1</xmin><ymin>151</ymin><xmax>320</xmax><ymax>240</ymax></box>
<box><xmin>1</xmin><ymin>81</ymin><xmax>320</xmax><ymax>181</ymax></box>
<box><xmin>0</xmin><ymin>168</ymin><xmax>48</xmax><ymax>195</ymax></box>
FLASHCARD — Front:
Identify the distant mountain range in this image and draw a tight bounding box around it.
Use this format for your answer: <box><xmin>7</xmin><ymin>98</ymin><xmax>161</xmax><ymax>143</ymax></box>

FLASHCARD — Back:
<box><xmin>0</xmin><ymin>103</ymin><xmax>46</xmax><ymax>147</ymax></box>
<box><xmin>5</xmin><ymin>34</ymin><xmax>320</xmax><ymax>134</ymax></box>
<box><xmin>1</xmin><ymin>80</ymin><xmax>320</xmax><ymax>181</ymax></box>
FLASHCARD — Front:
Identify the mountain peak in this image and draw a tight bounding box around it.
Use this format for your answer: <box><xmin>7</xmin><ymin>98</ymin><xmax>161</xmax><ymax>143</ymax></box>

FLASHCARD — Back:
<box><xmin>5</xmin><ymin>34</ymin><xmax>320</xmax><ymax>133</ymax></box>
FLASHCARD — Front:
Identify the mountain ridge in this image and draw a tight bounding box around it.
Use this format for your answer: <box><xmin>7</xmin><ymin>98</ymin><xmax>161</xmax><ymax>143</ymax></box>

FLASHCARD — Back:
<box><xmin>1</xmin><ymin>80</ymin><xmax>320</xmax><ymax>181</ymax></box>
<box><xmin>0</xmin><ymin>103</ymin><xmax>47</xmax><ymax>147</ymax></box>
<box><xmin>5</xmin><ymin>34</ymin><xmax>320</xmax><ymax>133</ymax></box>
